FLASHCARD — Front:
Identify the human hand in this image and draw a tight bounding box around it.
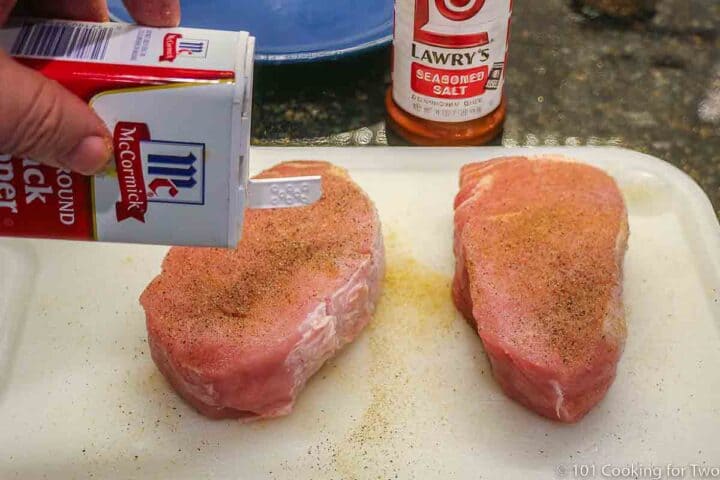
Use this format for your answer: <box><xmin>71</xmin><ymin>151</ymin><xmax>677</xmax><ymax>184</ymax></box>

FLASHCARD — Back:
<box><xmin>0</xmin><ymin>0</ymin><xmax>180</xmax><ymax>174</ymax></box>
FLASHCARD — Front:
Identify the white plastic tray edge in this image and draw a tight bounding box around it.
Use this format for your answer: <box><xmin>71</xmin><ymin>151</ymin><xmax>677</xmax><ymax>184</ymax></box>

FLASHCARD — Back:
<box><xmin>0</xmin><ymin>241</ymin><xmax>36</xmax><ymax>397</ymax></box>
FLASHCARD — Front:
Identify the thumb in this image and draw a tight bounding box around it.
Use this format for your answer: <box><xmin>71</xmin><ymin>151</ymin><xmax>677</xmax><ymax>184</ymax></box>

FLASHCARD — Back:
<box><xmin>0</xmin><ymin>52</ymin><xmax>112</xmax><ymax>175</ymax></box>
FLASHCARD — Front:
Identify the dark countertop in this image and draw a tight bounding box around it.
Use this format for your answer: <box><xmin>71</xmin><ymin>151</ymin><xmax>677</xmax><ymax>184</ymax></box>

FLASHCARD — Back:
<box><xmin>251</xmin><ymin>0</ymin><xmax>720</xmax><ymax>217</ymax></box>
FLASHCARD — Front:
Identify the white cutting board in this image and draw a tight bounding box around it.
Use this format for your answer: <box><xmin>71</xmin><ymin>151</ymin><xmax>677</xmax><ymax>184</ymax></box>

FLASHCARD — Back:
<box><xmin>1</xmin><ymin>147</ymin><xmax>719</xmax><ymax>480</ymax></box>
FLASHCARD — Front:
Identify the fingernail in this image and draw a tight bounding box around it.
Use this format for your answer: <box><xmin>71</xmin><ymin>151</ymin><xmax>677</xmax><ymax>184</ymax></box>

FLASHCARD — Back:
<box><xmin>66</xmin><ymin>136</ymin><xmax>113</xmax><ymax>175</ymax></box>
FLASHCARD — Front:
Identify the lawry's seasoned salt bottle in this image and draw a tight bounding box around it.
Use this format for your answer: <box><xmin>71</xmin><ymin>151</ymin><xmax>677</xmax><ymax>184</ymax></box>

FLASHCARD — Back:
<box><xmin>386</xmin><ymin>0</ymin><xmax>512</xmax><ymax>145</ymax></box>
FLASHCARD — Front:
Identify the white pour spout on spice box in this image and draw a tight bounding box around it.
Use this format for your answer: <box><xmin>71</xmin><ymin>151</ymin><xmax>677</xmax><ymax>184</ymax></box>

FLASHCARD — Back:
<box><xmin>0</xmin><ymin>19</ymin><xmax>322</xmax><ymax>248</ymax></box>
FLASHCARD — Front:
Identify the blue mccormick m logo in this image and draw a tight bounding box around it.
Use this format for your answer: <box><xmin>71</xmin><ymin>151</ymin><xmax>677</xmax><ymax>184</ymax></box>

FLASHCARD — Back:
<box><xmin>140</xmin><ymin>140</ymin><xmax>206</xmax><ymax>205</ymax></box>
<box><xmin>159</xmin><ymin>34</ymin><xmax>209</xmax><ymax>61</ymax></box>
<box><xmin>178</xmin><ymin>39</ymin><xmax>208</xmax><ymax>56</ymax></box>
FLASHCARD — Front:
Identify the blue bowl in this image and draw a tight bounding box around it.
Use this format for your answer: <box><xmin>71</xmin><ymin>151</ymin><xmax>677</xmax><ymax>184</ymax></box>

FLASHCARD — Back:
<box><xmin>108</xmin><ymin>0</ymin><xmax>394</xmax><ymax>64</ymax></box>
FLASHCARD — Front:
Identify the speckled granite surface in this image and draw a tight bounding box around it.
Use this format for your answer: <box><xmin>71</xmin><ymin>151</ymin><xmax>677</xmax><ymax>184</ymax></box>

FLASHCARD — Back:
<box><xmin>251</xmin><ymin>0</ymin><xmax>720</xmax><ymax>217</ymax></box>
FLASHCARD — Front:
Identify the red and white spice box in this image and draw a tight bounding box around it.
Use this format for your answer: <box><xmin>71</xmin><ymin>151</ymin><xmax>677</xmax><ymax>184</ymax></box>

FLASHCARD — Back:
<box><xmin>0</xmin><ymin>19</ymin><xmax>320</xmax><ymax>247</ymax></box>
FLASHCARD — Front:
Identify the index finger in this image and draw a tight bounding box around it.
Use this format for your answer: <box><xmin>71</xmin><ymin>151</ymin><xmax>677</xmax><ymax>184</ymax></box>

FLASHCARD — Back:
<box><xmin>122</xmin><ymin>0</ymin><xmax>180</xmax><ymax>27</ymax></box>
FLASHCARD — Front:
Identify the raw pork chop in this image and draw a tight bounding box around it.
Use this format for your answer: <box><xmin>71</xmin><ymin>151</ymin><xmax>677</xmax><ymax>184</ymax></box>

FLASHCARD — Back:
<box><xmin>452</xmin><ymin>156</ymin><xmax>628</xmax><ymax>423</ymax></box>
<box><xmin>141</xmin><ymin>161</ymin><xmax>384</xmax><ymax>420</ymax></box>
